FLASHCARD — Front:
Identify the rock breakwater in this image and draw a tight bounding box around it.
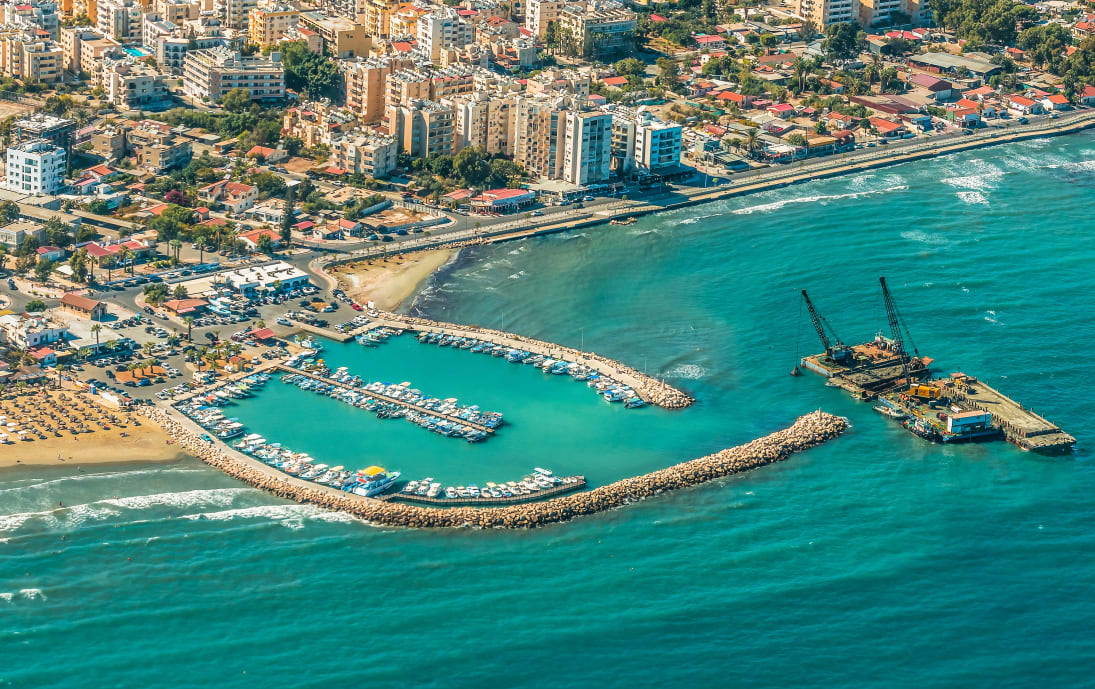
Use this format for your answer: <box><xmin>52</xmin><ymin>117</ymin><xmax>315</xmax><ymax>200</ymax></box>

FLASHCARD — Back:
<box><xmin>372</xmin><ymin>312</ymin><xmax>695</xmax><ymax>409</ymax></box>
<box><xmin>144</xmin><ymin>405</ymin><xmax>848</xmax><ymax>529</ymax></box>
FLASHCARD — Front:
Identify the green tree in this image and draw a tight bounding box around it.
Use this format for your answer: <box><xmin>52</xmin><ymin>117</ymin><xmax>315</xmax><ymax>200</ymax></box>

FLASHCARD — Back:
<box><xmin>823</xmin><ymin>23</ymin><xmax>862</xmax><ymax>64</ymax></box>
<box><xmin>221</xmin><ymin>87</ymin><xmax>251</xmax><ymax>113</ymax></box>
<box><xmin>280</xmin><ymin>184</ymin><xmax>295</xmax><ymax>243</ymax></box>
<box><xmin>281</xmin><ymin>41</ymin><xmax>342</xmax><ymax>99</ymax></box>
<box><xmin>33</xmin><ymin>258</ymin><xmax>54</xmax><ymax>282</ymax></box>
<box><xmin>656</xmin><ymin>58</ymin><xmax>681</xmax><ymax>92</ymax></box>
<box><xmin>68</xmin><ymin>248</ymin><xmax>90</xmax><ymax>283</ymax></box>
<box><xmin>256</xmin><ymin>233</ymin><xmax>274</xmax><ymax>254</ymax></box>
<box><xmin>0</xmin><ymin>200</ymin><xmax>19</xmax><ymax>224</ymax></box>
<box><xmin>44</xmin><ymin>216</ymin><xmax>73</xmax><ymax>247</ymax></box>
<box><xmin>614</xmin><ymin>57</ymin><xmax>645</xmax><ymax>76</ymax></box>
<box><xmin>26</xmin><ymin>299</ymin><xmax>47</xmax><ymax>311</ymax></box>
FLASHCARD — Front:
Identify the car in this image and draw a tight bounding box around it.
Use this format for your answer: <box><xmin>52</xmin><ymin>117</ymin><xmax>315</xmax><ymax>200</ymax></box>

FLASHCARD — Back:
<box><xmin>351</xmin><ymin>303</ymin><xmax>362</xmax><ymax>311</ymax></box>
<box><xmin>583</xmin><ymin>195</ymin><xmax>595</xmax><ymax>201</ymax></box>
<box><xmin>137</xmin><ymin>378</ymin><xmax>151</xmax><ymax>387</ymax></box>
<box><xmin>124</xmin><ymin>380</ymin><xmax>137</xmax><ymax>387</ymax></box>
<box><xmin>1018</xmin><ymin>117</ymin><xmax>1028</xmax><ymax>124</ymax></box>
<box><xmin>395</xmin><ymin>229</ymin><xmax>408</xmax><ymax>235</ymax></box>
<box><xmin>1050</xmin><ymin>113</ymin><xmax>1059</xmax><ymax>119</ymax></box>
<box><xmin>531</xmin><ymin>210</ymin><xmax>544</xmax><ymax>216</ymax></box>
<box><xmin>6</xmin><ymin>279</ymin><xmax>15</xmax><ymax>289</ymax></box>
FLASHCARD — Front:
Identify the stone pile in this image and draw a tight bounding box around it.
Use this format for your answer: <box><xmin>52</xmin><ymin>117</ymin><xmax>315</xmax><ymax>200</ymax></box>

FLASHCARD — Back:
<box><xmin>143</xmin><ymin>405</ymin><xmax>848</xmax><ymax>529</ymax></box>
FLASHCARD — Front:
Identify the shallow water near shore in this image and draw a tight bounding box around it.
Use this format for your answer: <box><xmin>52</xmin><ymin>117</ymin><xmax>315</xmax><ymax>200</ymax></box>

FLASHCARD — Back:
<box><xmin>4</xmin><ymin>134</ymin><xmax>1095</xmax><ymax>688</ymax></box>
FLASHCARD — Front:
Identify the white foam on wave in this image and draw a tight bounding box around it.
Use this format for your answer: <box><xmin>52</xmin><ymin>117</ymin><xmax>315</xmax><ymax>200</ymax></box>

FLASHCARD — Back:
<box><xmin>0</xmin><ymin>592</ymin><xmax>12</xmax><ymax>602</ymax></box>
<box><xmin>665</xmin><ymin>364</ymin><xmax>706</xmax><ymax>380</ymax></box>
<box><xmin>941</xmin><ymin>159</ymin><xmax>1004</xmax><ymax>190</ymax></box>
<box><xmin>507</xmin><ymin>270</ymin><xmax>526</xmax><ymax>280</ymax></box>
<box><xmin>956</xmin><ymin>190</ymin><xmax>988</xmax><ymax>205</ymax></box>
<box><xmin>732</xmin><ymin>185</ymin><xmax>908</xmax><ymax>215</ymax></box>
<box><xmin>0</xmin><ymin>488</ymin><xmax>251</xmax><ymax>533</ymax></box>
<box><xmin>0</xmin><ymin>467</ymin><xmax>208</xmax><ymax>495</ymax></box>
<box><xmin>179</xmin><ymin>504</ymin><xmax>358</xmax><ymax>530</ymax></box>
<box><xmin>900</xmin><ymin>230</ymin><xmax>949</xmax><ymax>247</ymax></box>
<box><xmin>19</xmin><ymin>588</ymin><xmax>45</xmax><ymax>601</ymax></box>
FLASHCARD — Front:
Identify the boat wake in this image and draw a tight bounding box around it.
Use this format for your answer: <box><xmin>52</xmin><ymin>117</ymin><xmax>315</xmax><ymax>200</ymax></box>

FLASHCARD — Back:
<box><xmin>732</xmin><ymin>185</ymin><xmax>908</xmax><ymax>215</ymax></box>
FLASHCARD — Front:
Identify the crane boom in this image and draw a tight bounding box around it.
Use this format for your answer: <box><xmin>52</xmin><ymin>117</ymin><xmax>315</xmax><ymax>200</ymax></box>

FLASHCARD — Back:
<box><xmin>802</xmin><ymin>290</ymin><xmax>853</xmax><ymax>363</ymax></box>
<box><xmin>878</xmin><ymin>276</ymin><xmax>919</xmax><ymax>359</ymax></box>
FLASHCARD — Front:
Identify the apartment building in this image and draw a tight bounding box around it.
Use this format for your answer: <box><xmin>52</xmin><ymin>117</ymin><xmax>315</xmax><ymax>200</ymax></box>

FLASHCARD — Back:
<box><xmin>0</xmin><ymin>32</ymin><xmax>64</xmax><ymax>84</ymax></box>
<box><xmin>127</xmin><ymin>119</ymin><xmax>192</xmax><ymax>172</ymax></box>
<box><xmin>298</xmin><ymin>10</ymin><xmax>369</xmax><ymax>58</ymax></box>
<box><xmin>155</xmin><ymin>0</ymin><xmax>201</xmax><ymax>25</ymax></box>
<box><xmin>526</xmin><ymin>0</ymin><xmax>561</xmax><ymax>38</ymax></box>
<box><xmin>513</xmin><ymin>94</ymin><xmax>570</xmax><ymax>181</ymax></box>
<box><xmin>215</xmin><ymin>0</ymin><xmax>258</xmax><ymax>30</ymax></box>
<box><xmin>59</xmin><ymin>25</ymin><xmax>120</xmax><ymax>75</ymax></box>
<box><xmin>13</xmin><ymin>114</ymin><xmax>76</xmax><ymax>150</ymax></box>
<box><xmin>100</xmin><ymin>58</ymin><xmax>172</xmax><ymax>111</ymax></box>
<box><xmin>142</xmin><ymin>16</ymin><xmax>176</xmax><ymax>52</ymax></box>
<box><xmin>385</xmin><ymin>99</ymin><xmax>453</xmax><ymax>157</ymax></box>
<box><xmin>5</xmin><ymin>139</ymin><xmax>66</xmax><ymax>195</ymax></box>
<box><xmin>96</xmin><ymin>0</ymin><xmax>142</xmax><ymax>42</ymax></box>
<box><xmin>330</xmin><ymin>131</ymin><xmax>398</xmax><ymax>178</ymax></box>
<box><xmin>4</xmin><ymin>1</ymin><xmax>59</xmax><ymax>41</ymax></box>
<box><xmin>0</xmin><ymin>313</ymin><xmax>68</xmax><ymax>349</ymax></box>
<box><xmin>388</xmin><ymin>3</ymin><xmax>428</xmax><ymax>37</ymax></box>
<box><xmin>247</xmin><ymin>4</ymin><xmax>297</xmax><ymax>46</ymax></box>
<box><xmin>562</xmin><ymin>109</ymin><xmax>610</xmax><ymax>186</ymax></box>
<box><xmin>525</xmin><ymin>67</ymin><xmax>590</xmax><ymax>98</ymax></box>
<box><xmin>557</xmin><ymin>0</ymin><xmax>636</xmax><ymax>59</ymax></box>
<box><xmin>154</xmin><ymin>33</ymin><xmax>234</xmax><ymax>74</ymax></box>
<box><xmin>448</xmin><ymin>90</ymin><xmax>517</xmax><ymax>156</ymax></box>
<box><xmin>795</xmin><ymin>0</ymin><xmax>859</xmax><ymax>29</ymax></box>
<box><xmin>633</xmin><ymin>112</ymin><xmax>681</xmax><ymax>174</ymax></box>
<box><xmin>327</xmin><ymin>0</ymin><xmax>367</xmax><ymax>21</ymax></box>
<box><xmin>183</xmin><ymin>47</ymin><xmax>285</xmax><ymax>102</ymax></box>
<box><xmin>385</xmin><ymin>66</ymin><xmax>474</xmax><ymax>109</ymax></box>
<box><xmin>342</xmin><ymin>56</ymin><xmax>412</xmax><ymax>123</ymax></box>
<box><xmin>858</xmin><ymin>0</ymin><xmax>904</xmax><ymax>26</ymax></box>
<box><xmin>0</xmin><ymin>218</ymin><xmax>47</xmax><ymax>250</ymax></box>
<box><xmin>417</xmin><ymin>6</ymin><xmax>472</xmax><ymax>61</ymax></box>
<box><xmin>360</xmin><ymin>0</ymin><xmax>397</xmax><ymax>38</ymax></box>
<box><xmin>282</xmin><ymin>102</ymin><xmax>357</xmax><ymax>147</ymax></box>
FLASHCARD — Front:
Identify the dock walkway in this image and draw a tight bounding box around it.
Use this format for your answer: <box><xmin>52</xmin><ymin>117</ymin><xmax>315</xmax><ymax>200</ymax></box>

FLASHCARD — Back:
<box><xmin>275</xmin><ymin>364</ymin><xmax>496</xmax><ymax>434</ymax></box>
<box><xmin>380</xmin><ymin>478</ymin><xmax>586</xmax><ymax>505</ymax></box>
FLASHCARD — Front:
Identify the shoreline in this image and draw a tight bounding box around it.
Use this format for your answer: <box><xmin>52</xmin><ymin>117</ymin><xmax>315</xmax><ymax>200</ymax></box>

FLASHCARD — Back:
<box><xmin>329</xmin><ymin>249</ymin><xmax>457</xmax><ymax>312</ymax></box>
<box><xmin>146</xmin><ymin>403</ymin><xmax>849</xmax><ymax>529</ymax></box>
<box><xmin>0</xmin><ymin>390</ymin><xmax>188</xmax><ymax>469</ymax></box>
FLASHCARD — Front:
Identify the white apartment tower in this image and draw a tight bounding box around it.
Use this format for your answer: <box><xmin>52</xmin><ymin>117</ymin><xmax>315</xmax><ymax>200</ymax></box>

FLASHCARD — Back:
<box><xmin>416</xmin><ymin>7</ymin><xmax>472</xmax><ymax>62</ymax></box>
<box><xmin>5</xmin><ymin>139</ymin><xmax>66</xmax><ymax>195</ymax></box>
<box><xmin>97</xmin><ymin>0</ymin><xmax>143</xmax><ymax>42</ymax></box>
<box><xmin>563</xmin><ymin>110</ymin><xmax>611</xmax><ymax>186</ymax></box>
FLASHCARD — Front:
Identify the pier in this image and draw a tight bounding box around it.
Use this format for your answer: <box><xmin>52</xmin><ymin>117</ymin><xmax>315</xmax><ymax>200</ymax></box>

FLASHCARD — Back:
<box><xmin>344</xmin><ymin>313</ymin><xmax>694</xmax><ymax>409</ymax></box>
<box><xmin>381</xmin><ymin>478</ymin><xmax>586</xmax><ymax>505</ymax></box>
<box><xmin>945</xmin><ymin>375</ymin><xmax>1075</xmax><ymax>453</ymax></box>
<box><xmin>274</xmin><ymin>364</ymin><xmax>497</xmax><ymax>434</ymax></box>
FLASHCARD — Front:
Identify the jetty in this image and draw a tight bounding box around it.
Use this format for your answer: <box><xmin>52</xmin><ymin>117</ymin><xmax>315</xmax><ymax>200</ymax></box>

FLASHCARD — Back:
<box><xmin>945</xmin><ymin>374</ymin><xmax>1075</xmax><ymax>453</ymax></box>
<box><xmin>146</xmin><ymin>403</ymin><xmax>848</xmax><ymax>528</ymax></box>
<box><xmin>344</xmin><ymin>312</ymin><xmax>694</xmax><ymax>409</ymax></box>
<box><xmin>275</xmin><ymin>364</ymin><xmax>497</xmax><ymax>434</ymax></box>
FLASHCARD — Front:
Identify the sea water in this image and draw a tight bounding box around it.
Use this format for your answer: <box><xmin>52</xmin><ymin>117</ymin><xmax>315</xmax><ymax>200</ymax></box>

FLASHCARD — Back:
<box><xmin>3</xmin><ymin>134</ymin><xmax>1095</xmax><ymax>688</ymax></box>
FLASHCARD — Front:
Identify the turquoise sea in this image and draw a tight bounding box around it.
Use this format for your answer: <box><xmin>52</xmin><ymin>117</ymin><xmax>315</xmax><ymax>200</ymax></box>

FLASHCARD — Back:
<box><xmin>4</xmin><ymin>134</ymin><xmax>1095</xmax><ymax>688</ymax></box>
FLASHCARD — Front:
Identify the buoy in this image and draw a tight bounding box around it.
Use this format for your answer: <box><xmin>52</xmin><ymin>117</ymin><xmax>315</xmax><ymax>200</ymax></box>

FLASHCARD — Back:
<box><xmin>790</xmin><ymin>365</ymin><xmax>801</xmax><ymax>377</ymax></box>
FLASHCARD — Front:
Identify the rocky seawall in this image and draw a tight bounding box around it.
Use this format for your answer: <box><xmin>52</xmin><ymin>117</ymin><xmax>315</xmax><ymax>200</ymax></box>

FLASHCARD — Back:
<box><xmin>144</xmin><ymin>406</ymin><xmax>848</xmax><ymax>529</ymax></box>
<box><xmin>375</xmin><ymin>312</ymin><xmax>696</xmax><ymax>409</ymax></box>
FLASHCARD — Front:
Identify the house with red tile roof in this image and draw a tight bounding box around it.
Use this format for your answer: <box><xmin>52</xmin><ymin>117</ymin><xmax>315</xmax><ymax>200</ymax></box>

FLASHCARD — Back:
<box><xmin>868</xmin><ymin>116</ymin><xmax>907</xmax><ymax>137</ymax></box>
<box><xmin>1040</xmin><ymin>93</ymin><xmax>1070</xmax><ymax>111</ymax></box>
<box><xmin>237</xmin><ymin>227</ymin><xmax>281</xmax><ymax>250</ymax></box>
<box><xmin>1080</xmin><ymin>84</ymin><xmax>1095</xmax><ymax>106</ymax></box>
<box><xmin>198</xmin><ymin>180</ymin><xmax>259</xmax><ymax>214</ymax></box>
<box><xmin>964</xmin><ymin>85</ymin><xmax>996</xmax><ymax>101</ymax></box>
<box><xmin>602</xmin><ymin>75</ymin><xmax>628</xmax><ymax>88</ymax></box>
<box><xmin>1006</xmin><ymin>94</ymin><xmax>1043</xmax><ymax>115</ymax></box>
<box><xmin>694</xmin><ymin>34</ymin><xmax>728</xmax><ymax>50</ymax></box>
<box><xmin>767</xmin><ymin>103</ymin><xmax>795</xmax><ymax>119</ymax></box>
<box><xmin>715</xmin><ymin>91</ymin><xmax>753</xmax><ymax>107</ymax></box>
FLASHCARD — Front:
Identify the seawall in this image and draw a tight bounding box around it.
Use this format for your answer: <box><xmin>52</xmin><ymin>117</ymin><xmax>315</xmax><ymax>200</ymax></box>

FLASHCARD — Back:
<box><xmin>143</xmin><ymin>404</ymin><xmax>849</xmax><ymax>529</ymax></box>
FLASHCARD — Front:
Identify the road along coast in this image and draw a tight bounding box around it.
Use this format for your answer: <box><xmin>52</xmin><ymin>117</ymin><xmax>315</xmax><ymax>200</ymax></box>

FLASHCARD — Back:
<box><xmin>144</xmin><ymin>404</ymin><xmax>848</xmax><ymax>529</ymax></box>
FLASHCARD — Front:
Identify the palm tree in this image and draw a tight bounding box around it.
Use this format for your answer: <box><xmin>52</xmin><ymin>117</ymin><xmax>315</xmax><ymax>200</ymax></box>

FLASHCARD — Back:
<box><xmin>78</xmin><ymin>347</ymin><xmax>91</xmax><ymax>361</ymax></box>
<box><xmin>744</xmin><ymin>128</ymin><xmax>760</xmax><ymax>158</ymax></box>
<box><xmin>169</xmin><ymin>239</ymin><xmax>182</xmax><ymax>266</ymax></box>
<box><xmin>121</xmin><ymin>249</ymin><xmax>135</xmax><ymax>275</ymax></box>
<box><xmin>792</xmin><ymin>57</ymin><xmax>808</xmax><ymax>93</ymax></box>
<box><xmin>184</xmin><ymin>316</ymin><xmax>194</xmax><ymax>341</ymax></box>
<box><xmin>142</xmin><ymin>341</ymin><xmax>155</xmax><ymax>357</ymax></box>
<box><xmin>55</xmin><ymin>364</ymin><xmax>66</xmax><ymax>389</ymax></box>
<box><xmin>90</xmin><ymin>323</ymin><xmax>102</xmax><ymax>351</ymax></box>
<box><xmin>0</xmin><ymin>246</ymin><xmax>9</xmax><ymax>274</ymax></box>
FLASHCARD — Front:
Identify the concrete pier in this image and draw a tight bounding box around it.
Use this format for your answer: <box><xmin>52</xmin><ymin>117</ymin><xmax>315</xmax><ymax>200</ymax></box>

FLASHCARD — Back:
<box><xmin>946</xmin><ymin>376</ymin><xmax>1075</xmax><ymax>453</ymax></box>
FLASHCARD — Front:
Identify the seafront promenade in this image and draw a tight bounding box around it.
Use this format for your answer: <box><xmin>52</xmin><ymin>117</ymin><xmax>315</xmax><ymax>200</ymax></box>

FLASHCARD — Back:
<box><xmin>146</xmin><ymin>403</ymin><xmax>848</xmax><ymax>528</ymax></box>
<box><xmin>314</xmin><ymin>109</ymin><xmax>1095</xmax><ymax>267</ymax></box>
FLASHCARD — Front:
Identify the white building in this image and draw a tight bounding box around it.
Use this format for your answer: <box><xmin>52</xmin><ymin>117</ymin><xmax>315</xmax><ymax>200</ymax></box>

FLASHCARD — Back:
<box><xmin>634</xmin><ymin>112</ymin><xmax>682</xmax><ymax>174</ymax></box>
<box><xmin>0</xmin><ymin>313</ymin><xmax>68</xmax><ymax>349</ymax></box>
<box><xmin>5</xmin><ymin>139</ymin><xmax>66</xmax><ymax>195</ymax></box>
<box><xmin>563</xmin><ymin>110</ymin><xmax>611</xmax><ymax>186</ymax></box>
<box><xmin>97</xmin><ymin>0</ymin><xmax>144</xmax><ymax>43</ymax></box>
<box><xmin>416</xmin><ymin>6</ymin><xmax>473</xmax><ymax>61</ymax></box>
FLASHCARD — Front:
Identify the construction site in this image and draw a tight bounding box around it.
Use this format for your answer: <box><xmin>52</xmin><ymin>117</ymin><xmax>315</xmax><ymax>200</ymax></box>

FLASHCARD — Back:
<box><xmin>795</xmin><ymin>277</ymin><xmax>1075</xmax><ymax>455</ymax></box>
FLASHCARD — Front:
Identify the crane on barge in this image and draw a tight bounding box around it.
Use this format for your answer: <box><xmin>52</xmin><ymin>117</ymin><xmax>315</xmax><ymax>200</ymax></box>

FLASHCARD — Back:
<box><xmin>878</xmin><ymin>276</ymin><xmax>928</xmax><ymax>385</ymax></box>
<box><xmin>802</xmin><ymin>289</ymin><xmax>855</xmax><ymax>364</ymax></box>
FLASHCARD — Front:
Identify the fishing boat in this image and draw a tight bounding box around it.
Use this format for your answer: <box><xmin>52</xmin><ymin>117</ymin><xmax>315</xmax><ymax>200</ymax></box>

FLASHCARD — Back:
<box><xmin>624</xmin><ymin>397</ymin><xmax>647</xmax><ymax>409</ymax></box>
<box><xmin>874</xmin><ymin>404</ymin><xmax>907</xmax><ymax>419</ymax></box>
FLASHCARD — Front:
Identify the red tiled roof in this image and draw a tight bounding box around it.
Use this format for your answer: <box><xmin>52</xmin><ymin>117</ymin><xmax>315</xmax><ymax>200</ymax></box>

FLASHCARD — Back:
<box><xmin>602</xmin><ymin>76</ymin><xmax>627</xmax><ymax>87</ymax></box>
<box><xmin>250</xmin><ymin>327</ymin><xmax>275</xmax><ymax>340</ymax></box>
<box><xmin>60</xmin><ymin>293</ymin><xmax>102</xmax><ymax>311</ymax></box>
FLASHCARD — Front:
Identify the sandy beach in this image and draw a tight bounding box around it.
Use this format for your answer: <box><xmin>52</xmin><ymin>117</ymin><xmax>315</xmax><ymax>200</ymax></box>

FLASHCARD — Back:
<box><xmin>0</xmin><ymin>390</ymin><xmax>187</xmax><ymax>468</ymax></box>
<box><xmin>331</xmin><ymin>249</ymin><xmax>454</xmax><ymax>311</ymax></box>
